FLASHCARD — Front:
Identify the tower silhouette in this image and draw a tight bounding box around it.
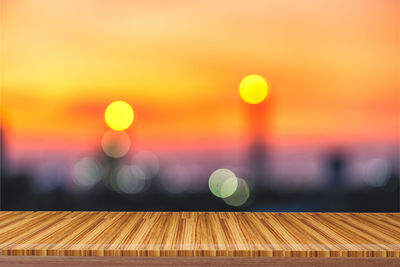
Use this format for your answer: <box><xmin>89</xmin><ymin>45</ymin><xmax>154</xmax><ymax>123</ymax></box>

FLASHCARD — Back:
<box><xmin>242</xmin><ymin>89</ymin><xmax>273</xmax><ymax>189</ymax></box>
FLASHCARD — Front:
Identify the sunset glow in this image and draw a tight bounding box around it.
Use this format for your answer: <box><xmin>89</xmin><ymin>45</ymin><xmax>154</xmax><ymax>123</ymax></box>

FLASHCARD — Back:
<box><xmin>1</xmin><ymin>0</ymin><xmax>398</xmax><ymax>163</ymax></box>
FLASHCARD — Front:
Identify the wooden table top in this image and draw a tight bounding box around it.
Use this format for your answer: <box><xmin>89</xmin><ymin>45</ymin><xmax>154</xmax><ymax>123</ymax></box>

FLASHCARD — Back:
<box><xmin>0</xmin><ymin>212</ymin><xmax>399</xmax><ymax>257</ymax></box>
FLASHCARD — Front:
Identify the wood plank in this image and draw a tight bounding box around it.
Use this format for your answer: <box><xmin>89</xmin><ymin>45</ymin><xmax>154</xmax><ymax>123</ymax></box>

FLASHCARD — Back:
<box><xmin>0</xmin><ymin>212</ymin><xmax>398</xmax><ymax>257</ymax></box>
<box><xmin>0</xmin><ymin>256</ymin><xmax>400</xmax><ymax>267</ymax></box>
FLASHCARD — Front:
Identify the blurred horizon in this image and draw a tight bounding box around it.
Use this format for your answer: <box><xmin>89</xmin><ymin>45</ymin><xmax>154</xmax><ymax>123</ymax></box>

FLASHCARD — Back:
<box><xmin>0</xmin><ymin>0</ymin><xmax>399</xmax><ymax>211</ymax></box>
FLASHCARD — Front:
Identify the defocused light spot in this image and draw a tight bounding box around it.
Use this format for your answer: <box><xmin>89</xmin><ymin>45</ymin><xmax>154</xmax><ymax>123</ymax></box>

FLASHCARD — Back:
<box><xmin>223</xmin><ymin>178</ymin><xmax>250</xmax><ymax>207</ymax></box>
<box><xmin>132</xmin><ymin>151</ymin><xmax>160</xmax><ymax>178</ymax></box>
<box><xmin>101</xmin><ymin>130</ymin><xmax>130</xmax><ymax>158</ymax></box>
<box><xmin>72</xmin><ymin>157</ymin><xmax>102</xmax><ymax>189</ymax></box>
<box><xmin>209</xmin><ymin>168</ymin><xmax>238</xmax><ymax>198</ymax></box>
<box><xmin>239</xmin><ymin>74</ymin><xmax>269</xmax><ymax>104</ymax></box>
<box><xmin>115</xmin><ymin>165</ymin><xmax>146</xmax><ymax>194</ymax></box>
<box><xmin>363</xmin><ymin>158</ymin><xmax>391</xmax><ymax>187</ymax></box>
<box><xmin>105</xmin><ymin>100</ymin><xmax>134</xmax><ymax>131</ymax></box>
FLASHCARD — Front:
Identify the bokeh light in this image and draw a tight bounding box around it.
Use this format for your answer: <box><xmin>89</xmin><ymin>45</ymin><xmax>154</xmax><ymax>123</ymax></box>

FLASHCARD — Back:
<box><xmin>2</xmin><ymin>0</ymin><xmax>399</xmax><ymax>213</ymax></box>
<box><xmin>115</xmin><ymin>165</ymin><xmax>146</xmax><ymax>194</ymax></box>
<box><xmin>132</xmin><ymin>151</ymin><xmax>160</xmax><ymax>178</ymax></box>
<box><xmin>363</xmin><ymin>158</ymin><xmax>391</xmax><ymax>187</ymax></box>
<box><xmin>104</xmin><ymin>100</ymin><xmax>134</xmax><ymax>131</ymax></box>
<box><xmin>239</xmin><ymin>74</ymin><xmax>269</xmax><ymax>104</ymax></box>
<box><xmin>208</xmin><ymin>168</ymin><xmax>238</xmax><ymax>198</ymax></box>
<box><xmin>101</xmin><ymin>130</ymin><xmax>131</xmax><ymax>158</ymax></box>
<box><xmin>72</xmin><ymin>157</ymin><xmax>103</xmax><ymax>189</ymax></box>
<box><xmin>223</xmin><ymin>178</ymin><xmax>250</xmax><ymax>207</ymax></box>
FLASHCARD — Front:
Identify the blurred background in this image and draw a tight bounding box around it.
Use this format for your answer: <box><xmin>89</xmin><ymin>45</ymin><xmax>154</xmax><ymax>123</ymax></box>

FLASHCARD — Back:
<box><xmin>0</xmin><ymin>0</ymin><xmax>399</xmax><ymax>211</ymax></box>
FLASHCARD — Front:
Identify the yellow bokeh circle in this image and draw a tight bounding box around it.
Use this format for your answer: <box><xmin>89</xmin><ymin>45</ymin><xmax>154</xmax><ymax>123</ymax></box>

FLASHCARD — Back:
<box><xmin>239</xmin><ymin>74</ymin><xmax>269</xmax><ymax>104</ymax></box>
<box><xmin>104</xmin><ymin>101</ymin><xmax>134</xmax><ymax>131</ymax></box>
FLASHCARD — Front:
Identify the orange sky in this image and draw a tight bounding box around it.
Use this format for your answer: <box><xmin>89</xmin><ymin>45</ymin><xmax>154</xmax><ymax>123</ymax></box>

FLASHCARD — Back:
<box><xmin>1</xmin><ymin>0</ymin><xmax>399</xmax><ymax>159</ymax></box>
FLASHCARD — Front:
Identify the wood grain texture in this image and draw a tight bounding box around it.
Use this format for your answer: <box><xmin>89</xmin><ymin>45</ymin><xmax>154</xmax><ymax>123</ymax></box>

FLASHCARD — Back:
<box><xmin>1</xmin><ymin>256</ymin><xmax>400</xmax><ymax>267</ymax></box>
<box><xmin>0</xmin><ymin>212</ymin><xmax>399</xmax><ymax>257</ymax></box>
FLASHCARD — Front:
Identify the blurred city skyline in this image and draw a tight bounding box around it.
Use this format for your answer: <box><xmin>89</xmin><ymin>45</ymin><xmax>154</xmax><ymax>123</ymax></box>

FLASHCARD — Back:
<box><xmin>0</xmin><ymin>0</ymin><xmax>399</xmax><ymax>211</ymax></box>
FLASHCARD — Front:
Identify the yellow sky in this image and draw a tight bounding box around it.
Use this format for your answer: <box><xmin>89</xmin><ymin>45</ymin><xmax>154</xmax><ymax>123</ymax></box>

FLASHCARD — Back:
<box><xmin>1</xmin><ymin>0</ymin><xmax>399</xmax><ymax>156</ymax></box>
